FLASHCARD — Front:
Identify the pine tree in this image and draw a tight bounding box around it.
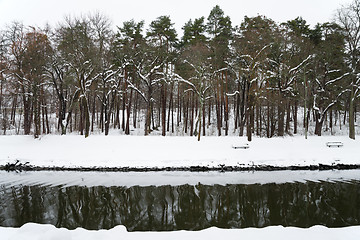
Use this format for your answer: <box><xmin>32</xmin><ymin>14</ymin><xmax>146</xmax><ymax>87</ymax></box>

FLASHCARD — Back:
<box><xmin>147</xmin><ymin>16</ymin><xmax>178</xmax><ymax>136</ymax></box>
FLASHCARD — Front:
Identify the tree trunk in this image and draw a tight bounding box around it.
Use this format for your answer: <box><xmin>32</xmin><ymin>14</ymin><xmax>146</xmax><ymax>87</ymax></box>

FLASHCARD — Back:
<box><xmin>215</xmin><ymin>93</ymin><xmax>221</xmax><ymax>136</ymax></box>
<box><xmin>259</xmin><ymin>102</ymin><xmax>262</xmax><ymax>136</ymax></box>
<box><xmin>266</xmin><ymin>100</ymin><xmax>270</xmax><ymax>138</ymax></box>
<box><xmin>235</xmin><ymin>87</ymin><xmax>240</xmax><ymax>130</ymax></box>
<box><xmin>59</xmin><ymin>96</ymin><xmax>66</xmax><ymax>135</ymax></box>
<box><xmin>11</xmin><ymin>95</ymin><xmax>17</xmax><ymax>125</ymax></box>
<box><xmin>116</xmin><ymin>96</ymin><xmax>121</xmax><ymax>129</ymax></box>
<box><xmin>184</xmin><ymin>95</ymin><xmax>188</xmax><ymax>134</ymax></box>
<box><xmin>349</xmin><ymin>85</ymin><xmax>355</xmax><ymax>139</ymax></box>
<box><xmin>23</xmin><ymin>97</ymin><xmax>32</xmax><ymax>135</ymax></box>
<box><xmin>161</xmin><ymin>83</ymin><xmax>166</xmax><ymax>136</ymax></box>
<box><xmin>122</xmin><ymin>92</ymin><xmax>126</xmax><ymax>132</ymax></box>
<box><xmin>208</xmin><ymin>99</ymin><xmax>211</xmax><ymax>127</ymax></box>
<box><xmin>100</xmin><ymin>95</ymin><xmax>105</xmax><ymax>133</ymax></box>
<box><xmin>314</xmin><ymin>111</ymin><xmax>323</xmax><ymax>136</ymax></box>
<box><xmin>294</xmin><ymin>100</ymin><xmax>298</xmax><ymax>134</ymax></box>
<box><xmin>167</xmin><ymin>83</ymin><xmax>173</xmax><ymax>132</ymax></box>
<box><xmin>145</xmin><ymin>83</ymin><xmax>153</xmax><ymax>136</ymax></box>
<box><xmin>79</xmin><ymin>103</ymin><xmax>83</xmax><ymax>135</ymax></box>
<box><xmin>171</xmin><ymin>96</ymin><xmax>174</xmax><ymax>133</ymax></box>
<box><xmin>41</xmin><ymin>89</ymin><xmax>50</xmax><ymax>134</ymax></box>
<box><xmin>0</xmin><ymin>76</ymin><xmax>2</xmax><ymax>115</ymax></box>
<box><xmin>91</xmin><ymin>94</ymin><xmax>96</xmax><ymax>132</ymax></box>
<box><xmin>250</xmin><ymin>104</ymin><xmax>255</xmax><ymax>134</ymax></box>
<box><xmin>270</xmin><ymin>102</ymin><xmax>276</xmax><ymax>137</ymax></box>
<box><xmin>256</xmin><ymin>103</ymin><xmax>260</xmax><ymax>136</ymax></box>
<box><xmin>145</xmin><ymin>102</ymin><xmax>151</xmax><ymax>136</ymax></box>
<box><xmin>239</xmin><ymin>78</ymin><xmax>246</xmax><ymax>137</ymax></box>
<box><xmin>330</xmin><ymin>109</ymin><xmax>333</xmax><ymax>134</ymax></box>
<box><xmin>82</xmin><ymin>97</ymin><xmax>90</xmax><ymax>138</ymax></box>
<box><xmin>197</xmin><ymin>100</ymin><xmax>203</xmax><ymax>141</ymax></box>
<box><xmin>177</xmin><ymin>83</ymin><xmax>181</xmax><ymax>126</ymax></box>
<box><xmin>224</xmin><ymin>72</ymin><xmax>229</xmax><ymax>136</ymax></box>
<box><xmin>33</xmin><ymin>92</ymin><xmax>41</xmax><ymax>138</ymax></box>
<box><xmin>202</xmin><ymin>102</ymin><xmax>206</xmax><ymax>136</ymax></box>
<box><xmin>246</xmin><ymin>105</ymin><xmax>252</xmax><ymax>142</ymax></box>
<box><xmin>190</xmin><ymin>92</ymin><xmax>194</xmax><ymax>136</ymax></box>
<box><xmin>45</xmin><ymin>103</ymin><xmax>50</xmax><ymax>134</ymax></box>
<box><xmin>125</xmin><ymin>89</ymin><xmax>133</xmax><ymax>135</ymax></box>
<box><xmin>41</xmin><ymin>99</ymin><xmax>46</xmax><ymax>134</ymax></box>
<box><xmin>247</xmin><ymin>78</ymin><xmax>253</xmax><ymax>142</ymax></box>
<box><xmin>133</xmin><ymin>94</ymin><xmax>138</xmax><ymax>129</ymax></box>
<box><xmin>285</xmin><ymin>100</ymin><xmax>291</xmax><ymax>134</ymax></box>
<box><xmin>277</xmin><ymin>100</ymin><xmax>284</xmax><ymax>137</ymax></box>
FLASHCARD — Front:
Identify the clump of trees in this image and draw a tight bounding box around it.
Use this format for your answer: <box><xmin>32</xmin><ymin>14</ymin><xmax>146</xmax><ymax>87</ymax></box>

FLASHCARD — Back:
<box><xmin>0</xmin><ymin>2</ymin><xmax>359</xmax><ymax>140</ymax></box>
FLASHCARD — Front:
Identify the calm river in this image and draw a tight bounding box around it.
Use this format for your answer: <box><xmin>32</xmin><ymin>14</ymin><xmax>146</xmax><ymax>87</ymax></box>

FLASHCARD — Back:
<box><xmin>0</xmin><ymin>170</ymin><xmax>359</xmax><ymax>231</ymax></box>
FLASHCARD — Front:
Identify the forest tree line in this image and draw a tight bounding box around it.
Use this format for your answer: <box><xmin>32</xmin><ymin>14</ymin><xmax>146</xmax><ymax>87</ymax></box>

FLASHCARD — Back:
<box><xmin>0</xmin><ymin>1</ymin><xmax>360</xmax><ymax>141</ymax></box>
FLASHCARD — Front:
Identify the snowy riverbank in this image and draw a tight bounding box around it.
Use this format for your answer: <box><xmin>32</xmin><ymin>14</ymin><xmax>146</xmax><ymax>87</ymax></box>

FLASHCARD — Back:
<box><xmin>0</xmin><ymin>135</ymin><xmax>359</xmax><ymax>170</ymax></box>
<box><xmin>1</xmin><ymin>223</ymin><xmax>360</xmax><ymax>240</ymax></box>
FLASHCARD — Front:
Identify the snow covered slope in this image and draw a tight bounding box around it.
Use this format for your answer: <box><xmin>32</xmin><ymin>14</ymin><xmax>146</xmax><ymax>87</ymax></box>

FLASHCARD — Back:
<box><xmin>0</xmin><ymin>135</ymin><xmax>359</xmax><ymax>169</ymax></box>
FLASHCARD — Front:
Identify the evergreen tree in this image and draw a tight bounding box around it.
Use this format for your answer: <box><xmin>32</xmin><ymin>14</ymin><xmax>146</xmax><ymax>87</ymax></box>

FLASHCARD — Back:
<box><xmin>206</xmin><ymin>5</ymin><xmax>233</xmax><ymax>136</ymax></box>
<box><xmin>312</xmin><ymin>23</ymin><xmax>347</xmax><ymax>136</ymax></box>
<box><xmin>113</xmin><ymin>20</ymin><xmax>145</xmax><ymax>134</ymax></box>
<box><xmin>147</xmin><ymin>16</ymin><xmax>178</xmax><ymax>136</ymax></box>
<box><xmin>181</xmin><ymin>17</ymin><xmax>207</xmax><ymax>46</ymax></box>
<box><xmin>207</xmin><ymin>5</ymin><xmax>232</xmax><ymax>68</ymax></box>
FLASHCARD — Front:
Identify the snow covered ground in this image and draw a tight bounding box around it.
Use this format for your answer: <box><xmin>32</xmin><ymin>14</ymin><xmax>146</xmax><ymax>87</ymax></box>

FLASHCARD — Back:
<box><xmin>1</xmin><ymin>223</ymin><xmax>360</xmax><ymax>240</ymax></box>
<box><xmin>0</xmin><ymin>134</ymin><xmax>359</xmax><ymax>169</ymax></box>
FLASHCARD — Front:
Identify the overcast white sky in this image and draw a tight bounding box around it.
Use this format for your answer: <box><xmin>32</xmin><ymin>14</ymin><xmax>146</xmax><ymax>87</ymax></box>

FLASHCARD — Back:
<box><xmin>0</xmin><ymin>0</ymin><xmax>352</xmax><ymax>35</ymax></box>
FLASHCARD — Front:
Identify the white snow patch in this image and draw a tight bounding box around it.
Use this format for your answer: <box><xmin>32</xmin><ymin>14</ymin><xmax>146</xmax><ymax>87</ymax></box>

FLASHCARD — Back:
<box><xmin>1</xmin><ymin>223</ymin><xmax>360</xmax><ymax>240</ymax></box>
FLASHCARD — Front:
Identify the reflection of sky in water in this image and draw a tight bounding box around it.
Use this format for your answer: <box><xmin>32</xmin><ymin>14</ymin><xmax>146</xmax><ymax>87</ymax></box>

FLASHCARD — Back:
<box><xmin>0</xmin><ymin>170</ymin><xmax>360</xmax><ymax>188</ymax></box>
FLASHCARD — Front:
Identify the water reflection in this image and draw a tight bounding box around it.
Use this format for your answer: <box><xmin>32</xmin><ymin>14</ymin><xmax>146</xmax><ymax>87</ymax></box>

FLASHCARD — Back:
<box><xmin>0</xmin><ymin>179</ymin><xmax>359</xmax><ymax>230</ymax></box>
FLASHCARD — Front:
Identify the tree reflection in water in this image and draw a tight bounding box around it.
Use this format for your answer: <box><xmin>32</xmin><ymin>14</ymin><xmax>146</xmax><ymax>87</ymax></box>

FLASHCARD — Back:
<box><xmin>0</xmin><ymin>180</ymin><xmax>359</xmax><ymax>231</ymax></box>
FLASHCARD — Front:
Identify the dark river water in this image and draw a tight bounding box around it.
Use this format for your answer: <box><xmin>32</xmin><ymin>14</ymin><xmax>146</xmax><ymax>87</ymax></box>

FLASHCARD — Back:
<box><xmin>0</xmin><ymin>171</ymin><xmax>359</xmax><ymax>231</ymax></box>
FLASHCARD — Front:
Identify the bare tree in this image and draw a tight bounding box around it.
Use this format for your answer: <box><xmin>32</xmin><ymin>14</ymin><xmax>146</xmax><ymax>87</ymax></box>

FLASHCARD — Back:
<box><xmin>336</xmin><ymin>0</ymin><xmax>360</xmax><ymax>139</ymax></box>
<box><xmin>56</xmin><ymin>15</ymin><xmax>105</xmax><ymax>137</ymax></box>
